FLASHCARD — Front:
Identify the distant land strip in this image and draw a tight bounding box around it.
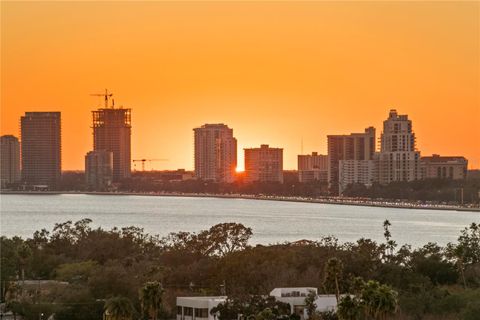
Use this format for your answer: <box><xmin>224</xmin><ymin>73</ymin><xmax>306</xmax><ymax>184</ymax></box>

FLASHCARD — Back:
<box><xmin>1</xmin><ymin>190</ymin><xmax>479</xmax><ymax>212</ymax></box>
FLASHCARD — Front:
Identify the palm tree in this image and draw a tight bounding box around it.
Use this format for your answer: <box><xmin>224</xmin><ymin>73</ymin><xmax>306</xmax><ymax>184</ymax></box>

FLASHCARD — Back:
<box><xmin>104</xmin><ymin>296</ymin><xmax>135</xmax><ymax>320</ymax></box>
<box><xmin>139</xmin><ymin>281</ymin><xmax>164</xmax><ymax>320</ymax></box>
<box><xmin>323</xmin><ymin>257</ymin><xmax>343</xmax><ymax>303</ymax></box>
<box><xmin>16</xmin><ymin>243</ymin><xmax>32</xmax><ymax>298</ymax></box>
<box><xmin>361</xmin><ymin>280</ymin><xmax>397</xmax><ymax>320</ymax></box>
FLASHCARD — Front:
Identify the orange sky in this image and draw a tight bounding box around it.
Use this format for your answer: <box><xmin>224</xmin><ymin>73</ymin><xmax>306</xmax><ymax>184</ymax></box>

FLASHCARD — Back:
<box><xmin>1</xmin><ymin>1</ymin><xmax>479</xmax><ymax>171</ymax></box>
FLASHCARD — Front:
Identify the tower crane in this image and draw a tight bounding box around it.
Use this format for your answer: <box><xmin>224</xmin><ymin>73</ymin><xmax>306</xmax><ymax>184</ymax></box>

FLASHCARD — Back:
<box><xmin>91</xmin><ymin>89</ymin><xmax>114</xmax><ymax>108</ymax></box>
<box><xmin>132</xmin><ymin>159</ymin><xmax>169</xmax><ymax>171</ymax></box>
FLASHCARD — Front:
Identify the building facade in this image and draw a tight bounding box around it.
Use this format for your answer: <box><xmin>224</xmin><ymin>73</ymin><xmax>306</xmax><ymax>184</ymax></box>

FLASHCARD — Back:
<box><xmin>270</xmin><ymin>288</ymin><xmax>337</xmax><ymax>319</ymax></box>
<box><xmin>298</xmin><ymin>152</ymin><xmax>328</xmax><ymax>183</ymax></box>
<box><xmin>194</xmin><ymin>124</ymin><xmax>237</xmax><ymax>183</ymax></box>
<box><xmin>85</xmin><ymin>150</ymin><xmax>113</xmax><ymax>191</ymax></box>
<box><xmin>20</xmin><ymin>112</ymin><xmax>61</xmax><ymax>189</ymax></box>
<box><xmin>176</xmin><ymin>288</ymin><xmax>337</xmax><ymax>320</ymax></box>
<box><xmin>338</xmin><ymin>157</ymin><xmax>378</xmax><ymax>195</ymax></box>
<box><xmin>327</xmin><ymin>127</ymin><xmax>376</xmax><ymax>194</ymax></box>
<box><xmin>421</xmin><ymin>154</ymin><xmax>468</xmax><ymax>180</ymax></box>
<box><xmin>176</xmin><ymin>296</ymin><xmax>226</xmax><ymax>320</ymax></box>
<box><xmin>244</xmin><ymin>144</ymin><xmax>283</xmax><ymax>183</ymax></box>
<box><xmin>0</xmin><ymin>135</ymin><xmax>21</xmax><ymax>188</ymax></box>
<box><xmin>92</xmin><ymin>107</ymin><xmax>131</xmax><ymax>182</ymax></box>
<box><xmin>378</xmin><ymin>109</ymin><xmax>421</xmax><ymax>184</ymax></box>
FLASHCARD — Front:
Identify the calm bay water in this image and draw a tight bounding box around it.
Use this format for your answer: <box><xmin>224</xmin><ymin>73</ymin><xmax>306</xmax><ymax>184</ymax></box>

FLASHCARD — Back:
<box><xmin>0</xmin><ymin>194</ymin><xmax>478</xmax><ymax>247</ymax></box>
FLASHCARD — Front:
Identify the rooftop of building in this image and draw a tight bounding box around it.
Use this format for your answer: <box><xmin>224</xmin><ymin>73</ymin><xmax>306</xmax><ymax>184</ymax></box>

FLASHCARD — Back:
<box><xmin>177</xmin><ymin>296</ymin><xmax>227</xmax><ymax>301</ymax></box>
<box><xmin>23</xmin><ymin>111</ymin><xmax>61</xmax><ymax>117</ymax></box>
<box><xmin>270</xmin><ymin>287</ymin><xmax>318</xmax><ymax>297</ymax></box>
<box><xmin>421</xmin><ymin>154</ymin><xmax>467</xmax><ymax>163</ymax></box>
<box><xmin>194</xmin><ymin>123</ymin><xmax>231</xmax><ymax>129</ymax></box>
<box><xmin>0</xmin><ymin>135</ymin><xmax>19</xmax><ymax>140</ymax></box>
<box><xmin>387</xmin><ymin>109</ymin><xmax>409</xmax><ymax>121</ymax></box>
<box><xmin>244</xmin><ymin>144</ymin><xmax>283</xmax><ymax>150</ymax></box>
<box><xmin>327</xmin><ymin>127</ymin><xmax>375</xmax><ymax>138</ymax></box>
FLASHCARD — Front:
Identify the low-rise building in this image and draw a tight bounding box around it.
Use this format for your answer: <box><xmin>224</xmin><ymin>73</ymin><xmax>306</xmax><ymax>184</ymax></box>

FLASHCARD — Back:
<box><xmin>270</xmin><ymin>288</ymin><xmax>337</xmax><ymax>319</ymax></box>
<box><xmin>176</xmin><ymin>296</ymin><xmax>227</xmax><ymax>320</ymax></box>
<box><xmin>176</xmin><ymin>288</ymin><xmax>338</xmax><ymax>320</ymax></box>
<box><xmin>85</xmin><ymin>150</ymin><xmax>113</xmax><ymax>191</ymax></box>
<box><xmin>421</xmin><ymin>154</ymin><xmax>468</xmax><ymax>180</ymax></box>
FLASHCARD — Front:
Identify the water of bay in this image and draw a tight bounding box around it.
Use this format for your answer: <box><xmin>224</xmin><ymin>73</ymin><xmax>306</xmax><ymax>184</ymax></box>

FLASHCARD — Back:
<box><xmin>1</xmin><ymin>194</ymin><xmax>478</xmax><ymax>247</ymax></box>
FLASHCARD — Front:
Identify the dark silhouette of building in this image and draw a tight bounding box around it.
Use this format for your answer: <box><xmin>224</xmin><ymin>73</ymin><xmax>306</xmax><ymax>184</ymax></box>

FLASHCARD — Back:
<box><xmin>1</xmin><ymin>135</ymin><xmax>21</xmax><ymax>188</ymax></box>
<box><xmin>85</xmin><ymin>150</ymin><xmax>113</xmax><ymax>190</ymax></box>
<box><xmin>20</xmin><ymin>112</ymin><xmax>61</xmax><ymax>189</ymax></box>
<box><xmin>92</xmin><ymin>102</ymin><xmax>131</xmax><ymax>182</ymax></box>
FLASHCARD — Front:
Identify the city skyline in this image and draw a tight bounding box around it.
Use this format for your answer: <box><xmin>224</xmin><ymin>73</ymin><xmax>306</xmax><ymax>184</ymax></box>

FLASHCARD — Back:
<box><xmin>2</xmin><ymin>1</ymin><xmax>479</xmax><ymax>170</ymax></box>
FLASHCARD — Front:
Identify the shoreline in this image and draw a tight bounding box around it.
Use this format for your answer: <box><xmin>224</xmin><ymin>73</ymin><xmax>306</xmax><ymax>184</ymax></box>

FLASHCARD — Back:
<box><xmin>1</xmin><ymin>190</ymin><xmax>479</xmax><ymax>212</ymax></box>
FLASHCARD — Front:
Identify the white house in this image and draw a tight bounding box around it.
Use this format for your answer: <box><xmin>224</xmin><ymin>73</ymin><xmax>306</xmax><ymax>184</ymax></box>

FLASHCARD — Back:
<box><xmin>176</xmin><ymin>296</ymin><xmax>227</xmax><ymax>320</ymax></box>
<box><xmin>176</xmin><ymin>288</ymin><xmax>337</xmax><ymax>320</ymax></box>
<box><xmin>269</xmin><ymin>288</ymin><xmax>337</xmax><ymax>319</ymax></box>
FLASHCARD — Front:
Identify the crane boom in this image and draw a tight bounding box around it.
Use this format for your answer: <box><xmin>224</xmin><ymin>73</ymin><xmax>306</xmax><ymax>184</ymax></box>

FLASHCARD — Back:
<box><xmin>132</xmin><ymin>158</ymin><xmax>169</xmax><ymax>171</ymax></box>
<box><xmin>91</xmin><ymin>89</ymin><xmax>113</xmax><ymax>108</ymax></box>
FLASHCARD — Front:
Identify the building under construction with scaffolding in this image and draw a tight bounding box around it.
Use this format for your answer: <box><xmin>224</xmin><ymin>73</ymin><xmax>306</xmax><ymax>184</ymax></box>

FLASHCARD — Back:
<box><xmin>92</xmin><ymin>94</ymin><xmax>131</xmax><ymax>182</ymax></box>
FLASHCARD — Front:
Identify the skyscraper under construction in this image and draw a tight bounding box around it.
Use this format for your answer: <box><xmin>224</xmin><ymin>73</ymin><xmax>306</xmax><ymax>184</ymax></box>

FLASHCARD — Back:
<box><xmin>92</xmin><ymin>90</ymin><xmax>131</xmax><ymax>182</ymax></box>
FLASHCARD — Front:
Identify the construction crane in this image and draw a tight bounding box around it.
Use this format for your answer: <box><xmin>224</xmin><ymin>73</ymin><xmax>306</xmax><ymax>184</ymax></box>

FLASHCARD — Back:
<box><xmin>132</xmin><ymin>159</ymin><xmax>169</xmax><ymax>171</ymax></box>
<box><xmin>91</xmin><ymin>89</ymin><xmax>114</xmax><ymax>108</ymax></box>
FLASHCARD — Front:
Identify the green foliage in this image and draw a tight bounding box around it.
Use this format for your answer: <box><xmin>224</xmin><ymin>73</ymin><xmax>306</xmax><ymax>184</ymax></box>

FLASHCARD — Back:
<box><xmin>1</xmin><ymin>219</ymin><xmax>480</xmax><ymax>320</ymax></box>
<box><xmin>55</xmin><ymin>260</ymin><xmax>99</xmax><ymax>283</ymax></box>
<box><xmin>323</xmin><ymin>257</ymin><xmax>343</xmax><ymax>302</ymax></box>
<box><xmin>162</xmin><ymin>223</ymin><xmax>252</xmax><ymax>257</ymax></box>
<box><xmin>304</xmin><ymin>290</ymin><xmax>317</xmax><ymax>317</ymax></box>
<box><xmin>337</xmin><ymin>279</ymin><xmax>397</xmax><ymax>320</ymax></box>
<box><xmin>104</xmin><ymin>296</ymin><xmax>136</xmax><ymax>320</ymax></box>
<box><xmin>140</xmin><ymin>281</ymin><xmax>164</xmax><ymax>320</ymax></box>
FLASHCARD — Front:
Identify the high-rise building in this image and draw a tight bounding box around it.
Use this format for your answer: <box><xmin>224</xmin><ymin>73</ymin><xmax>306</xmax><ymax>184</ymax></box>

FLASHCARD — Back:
<box><xmin>0</xmin><ymin>135</ymin><xmax>21</xmax><ymax>188</ymax></box>
<box><xmin>194</xmin><ymin>124</ymin><xmax>237</xmax><ymax>183</ymax></box>
<box><xmin>298</xmin><ymin>152</ymin><xmax>328</xmax><ymax>183</ymax></box>
<box><xmin>92</xmin><ymin>105</ymin><xmax>131</xmax><ymax>182</ymax></box>
<box><xmin>85</xmin><ymin>150</ymin><xmax>113</xmax><ymax>191</ymax></box>
<box><xmin>327</xmin><ymin>127</ymin><xmax>376</xmax><ymax>194</ymax></box>
<box><xmin>20</xmin><ymin>112</ymin><xmax>61</xmax><ymax>189</ymax></box>
<box><xmin>244</xmin><ymin>144</ymin><xmax>283</xmax><ymax>183</ymax></box>
<box><xmin>421</xmin><ymin>154</ymin><xmax>468</xmax><ymax>180</ymax></box>
<box><xmin>378</xmin><ymin>109</ymin><xmax>420</xmax><ymax>184</ymax></box>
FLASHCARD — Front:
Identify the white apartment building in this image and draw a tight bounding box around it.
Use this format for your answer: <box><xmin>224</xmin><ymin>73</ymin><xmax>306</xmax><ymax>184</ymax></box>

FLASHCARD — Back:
<box><xmin>379</xmin><ymin>109</ymin><xmax>421</xmax><ymax>184</ymax></box>
<box><xmin>338</xmin><ymin>157</ymin><xmax>378</xmax><ymax>195</ymax></box>
<box><xmin>298</xmin><ymin>152</ymin><xmax>328</xmax><ymax>183</ymax></box>
<box><xmin>194</xmin><ymin>124</ymin><xmax>237</xmax><ymax>183</ymax></box>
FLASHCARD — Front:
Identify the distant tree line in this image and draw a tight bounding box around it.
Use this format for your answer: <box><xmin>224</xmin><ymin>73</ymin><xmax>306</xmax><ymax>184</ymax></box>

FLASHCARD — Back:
<box><xmin>50</xmin><ymin>171</ymin><xmax>480</xmax><ymax>205</ymax></box>
<box><xmin>342</xmin><ymin>178</ymin><xmax>480</xmax><ymax>204</ymax></box>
